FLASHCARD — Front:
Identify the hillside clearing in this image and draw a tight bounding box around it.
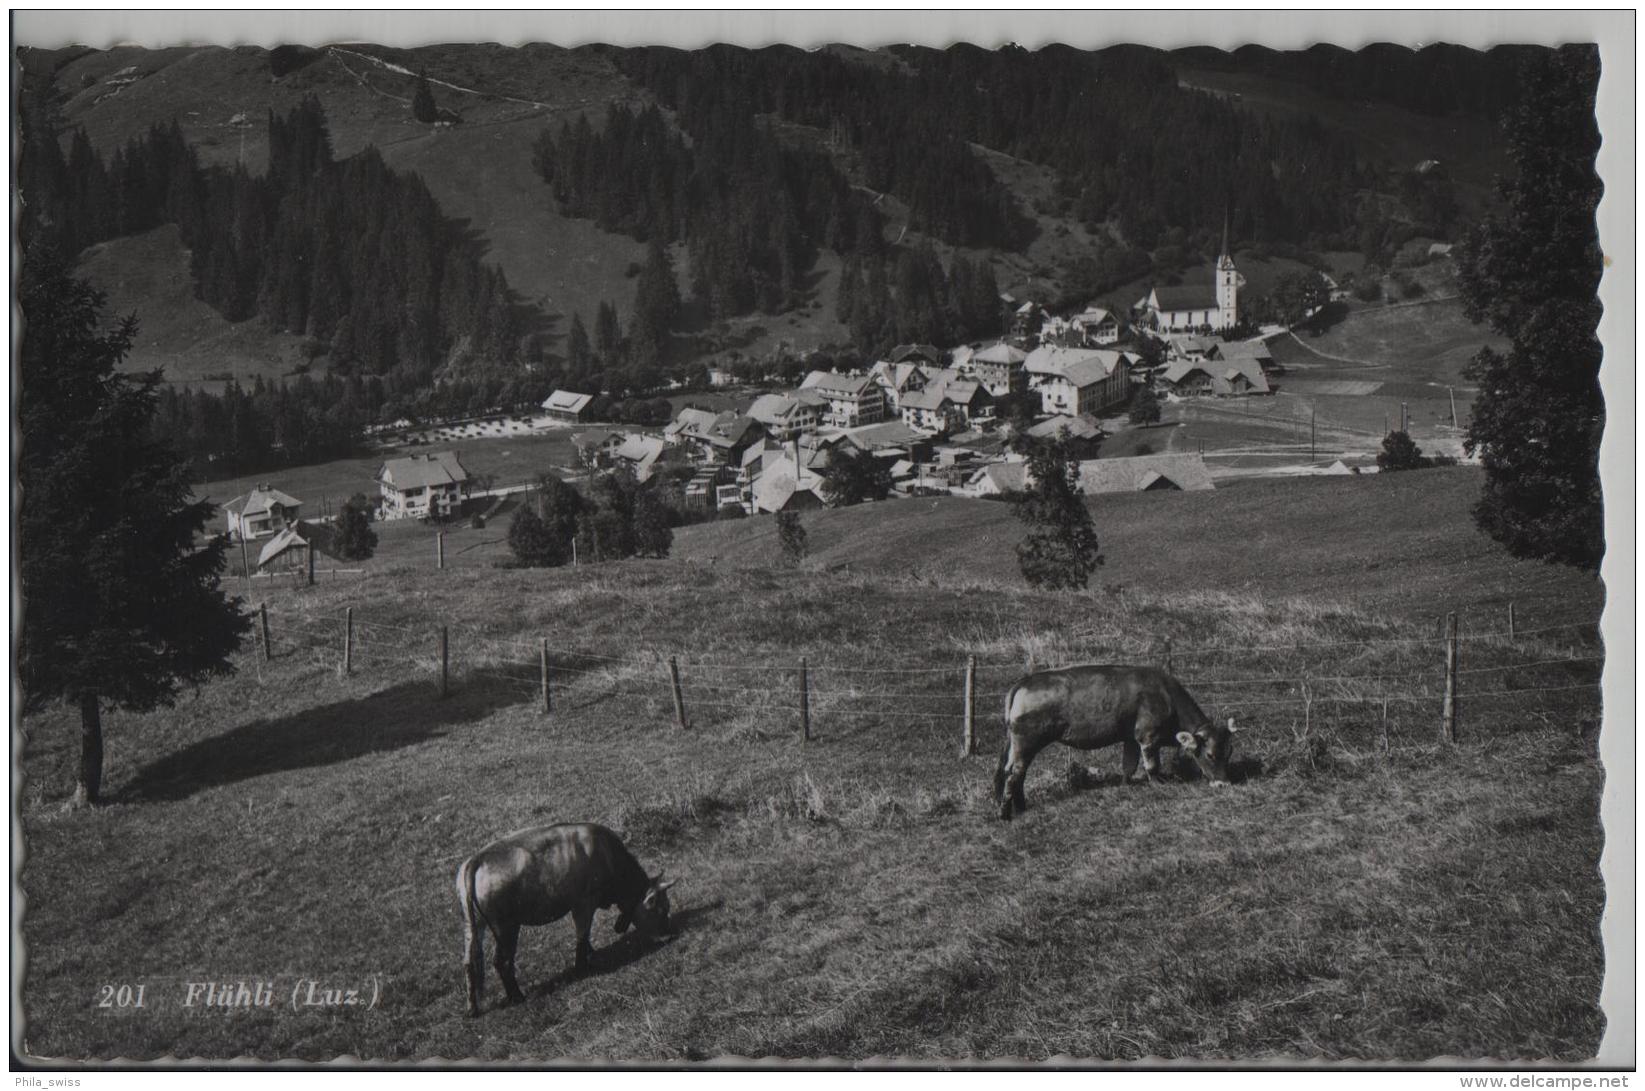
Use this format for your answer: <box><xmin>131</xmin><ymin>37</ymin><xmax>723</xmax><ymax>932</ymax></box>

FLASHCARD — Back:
<box><xmin>19</xmin><ymin>468</ymin><xmax>1606</xmax><ymax>1061</ymax></box>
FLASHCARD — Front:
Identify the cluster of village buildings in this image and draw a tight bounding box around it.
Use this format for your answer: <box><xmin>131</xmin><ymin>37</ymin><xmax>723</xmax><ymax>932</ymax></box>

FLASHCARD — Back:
<box><xmin>227</xmin><ymin>246</ymin><xmax>1284</xmax><ymax>556</ymax></box>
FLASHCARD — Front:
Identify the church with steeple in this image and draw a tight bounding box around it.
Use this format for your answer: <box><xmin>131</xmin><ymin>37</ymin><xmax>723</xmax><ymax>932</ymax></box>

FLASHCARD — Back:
<box><xmin>1139</xmin><ymin>220</ymin><xmax>1241</xmax><ymax>333</ymax></box>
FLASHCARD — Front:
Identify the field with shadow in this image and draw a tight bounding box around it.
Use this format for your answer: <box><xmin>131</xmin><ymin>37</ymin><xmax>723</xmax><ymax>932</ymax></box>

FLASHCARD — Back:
<box><xmin>18</xmin><ymin>469</ymin><xmax>1609</xmax><ymax>1063</ymax></box>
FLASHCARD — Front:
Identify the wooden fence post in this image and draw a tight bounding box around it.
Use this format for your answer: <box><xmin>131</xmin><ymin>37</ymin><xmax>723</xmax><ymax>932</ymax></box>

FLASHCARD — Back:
<box><xmin>1442</xmin><ymin>612</ymin><xmax>1459</xmax><ymax>743</ymax></box>
<box><xmin>341</xmin><ymin>607</ymin><xmax>353</xmax><ymax>676</ymax></box>
<box><xmin>1508</xmin><ymin>601</ymin><xmax>1516</xmax><ymax>641</ymax></box>
<box><xmin>961</xmin><ymin>655</ymin><xmax>977</xmax><ymax>757</ymax></box>
<box><xmin>800</xmin><ymin>657</ymin><xmax>811</xmax><ymax>743</ymax></box>
<box><xmin>668</xmin><ymin>656</ymin><xmax>688</xmax><ymax>730</ymax></box>
<box><xmin>437</xmin><ymin>530</ymin><xmax>445</xmax><ymax>570</ymax></box>
<box><xmin>438</xmin><ymin>625</ymin><xmax>449</xmax><ymax>699</ymax></box>
<box><xmin>259</xmin><ymin>602</ymin><xmax>271</xmax><ymax>661</ymax></box>
<box><xmin>307</xmin><ymin>541</ymin><xmax>316</xmax><ymax>586</ymax></box>
<box><xmin>541</xmin><ymin>638</ymin><xmax>552</xmax><ymax>715</ymax></box>
<box><xmin>1162</xmin><ymin>637</ymin><xmax>1174</xmax><ymax>675</ymax></box>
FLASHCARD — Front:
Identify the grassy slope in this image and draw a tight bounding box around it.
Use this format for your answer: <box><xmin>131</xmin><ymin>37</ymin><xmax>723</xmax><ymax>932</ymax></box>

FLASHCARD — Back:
<box><xmin>77</xmin><ymin>224</ymin><xmax>312</xmax><ymax>388</ymax></box>
<box><xmin>20</xmin><ymin>471</ymin><xmax>1607</xmax><ymax>1061</ymax></box>
<box><xmin>52</xmin><ymin>44</ymin><xmax>652</xmax><ymax>373</ymax></box>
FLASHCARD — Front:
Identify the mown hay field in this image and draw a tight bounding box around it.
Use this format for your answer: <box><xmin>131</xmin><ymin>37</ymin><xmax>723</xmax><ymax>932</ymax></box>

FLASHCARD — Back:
<box><xmin>19</xmin><ymin>471</ymin><xmax>1608</xmax><ymax>1062</ymax></box>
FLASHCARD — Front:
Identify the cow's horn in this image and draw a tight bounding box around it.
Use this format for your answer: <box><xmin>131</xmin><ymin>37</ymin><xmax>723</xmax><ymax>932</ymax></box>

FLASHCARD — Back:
<box><xmin>1227</xmin><ymin>717</ymin><xmax>1238</xmax><ymax>733</ymax></box>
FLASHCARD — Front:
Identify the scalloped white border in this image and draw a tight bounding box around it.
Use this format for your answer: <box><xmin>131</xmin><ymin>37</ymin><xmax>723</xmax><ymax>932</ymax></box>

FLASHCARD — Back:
<box><xmin>8</xmin><ymin>7</ymin><xmax>1635</xmax><ymax>1078</ymax></box>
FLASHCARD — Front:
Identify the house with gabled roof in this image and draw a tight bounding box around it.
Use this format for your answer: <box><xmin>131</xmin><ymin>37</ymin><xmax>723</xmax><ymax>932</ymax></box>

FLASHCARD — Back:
<box><xmin>868</xmin><ymin>360</ymin><xmax>932</xmax><ymax>413</ymax></box>
<box><xmin>1161</xmin><ymin>357</ymin><xmax>1271</xmax><ymax>398</ymax></box>
<box><xmin>799</xmin><ymin>370</ymin><xmax>887</xmax><ymax>428</ymax></box>
<box><xmin>225</xmin><ymin>484</ymin><xmax>302</xmax><ymax>541</ymax></box>
<box><xmin>1071</xmin><ymin>306</ymin><xmax>1121</xmax><ymax>346</ymax></box>
<box><xmin>1076</xmin><ymin>454</ymin><xmax>1215</xmax><ymax>495</ymax></box>
<box><xmin>749</xmin><ymin>391</ymin><xmax>826</xmax><ymax>440</ymax></box>
<box><xmin>542</xmin><ymin>390</ymin><xmax>595</xmax><ymax>422</ymax></box>
<box><xmin>377</xmin><ymin>451</ymin><xmax>472</xmax><ymax>520</ymax></box>
<box><xmin>965</xmin><ymin>461</ymin><xmax>1029</xmax><ymax>498</ymax></box>
<box><xmin>1024</xmin><ymin>346</ymin><xmax>1134</xmax><ymax>418</ymax></box>
<box><xmin>610</xmin><ymin>434</ymin><xmax>666</xmax><ymax>481</ymax></box>
<box><xmin>963</xmin><ymin>342</ymin><xmax>1030</xmax><ymax>397</ymax></box>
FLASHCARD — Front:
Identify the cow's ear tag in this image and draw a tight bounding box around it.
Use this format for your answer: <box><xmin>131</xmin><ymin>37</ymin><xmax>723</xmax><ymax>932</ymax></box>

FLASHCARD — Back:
<box><xmin>1175</xmin><ymin>731</ymin><xmax>1198</xmax><ymax>750</ymax></box>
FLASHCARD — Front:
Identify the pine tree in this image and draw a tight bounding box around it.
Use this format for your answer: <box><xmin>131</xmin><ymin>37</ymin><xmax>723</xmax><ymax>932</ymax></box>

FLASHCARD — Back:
<box><xmin>632</xmin><ymin>488</ymin><xmax>675</xmax><ymax>558</ymax></box>
<box><xmin>19</xmin><ymin>256</ymin><xmax>251</xmax><ymax>805</ymax></box>
<box><xmin>1456</xmin><ymin>46</ymin><xmax>1604</xmax><ymax>569</ymax></box>
<box><xmin>1012</xmin><ymin>436</ymin><xmax>1103</xmax><ymax>590</ymax></box>
<box><xmin>335</xmin><ymin>493</ymin><xmax>379</xmax><ymax>559</ymax></box>
<box><xmin>776</xmin><ymin>510</ymin><xmax>808</xmax><ymax>566</ymax></box>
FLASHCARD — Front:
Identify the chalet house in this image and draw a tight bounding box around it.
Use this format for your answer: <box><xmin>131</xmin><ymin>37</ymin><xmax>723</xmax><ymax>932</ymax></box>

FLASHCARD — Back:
<box><xmin>965</xmin><ymin>461</ymin><xmax>1029</xmax><ymax>498</ymax></box>
<box><xmin>1212</xmin><ymin>337</ymin><xmax>1281</xmax><ymax>376</ymax></box>
<box><xmin>225</xmin><ymin>484</ymin><xmax>302</xmax><ymax>541</ymax></box>
<box><xmin>1076</xmin><ymin>454</ymin><xmax>1214</xmax><ymax>495</ymax></box>
<box><xmin>750</xmin><ymin>437</ymin><xmax>831</xmax><ymax>514</ymax></box>
<box><xmin>610</xmin><ymin>434</ymin><xmax>666</xmax><ymax>481</ymax></box>
<box><xmin>900</xmin><ymin>386</ymin><xmax>963</xmax><ymax>436</ymax></box>
<box><xmin>377</xmin><ymin>451</ymin><xmax>472</xmax><ymax>520</ymax></box>
<box><xmin>1165</xmin><ymin>334</ymin><xmax>1218</xmax><ymax>362</ymax></box>
<box><xmin>886</xmin><ymin>343</ymin><xmax>945</xmax><ymax>367</ymax></box>
<box><xmin>1071</xmin><ymin>306</ymin><xmax>1121</xmax><ymax>346</ymax></box>
<box><xmin>748</xmin><ymin>391</ymin><xmax>826</xmax><ymax>440</ymax></box>
<box><xmin>962</xmin><ymin>342</ymin><xmax>1030</xmax><ymax>397</ymax></box>
<box><xmin>1025</xmin><ymin>414</ymin><xmax>1105</xmax><ymax>457</ymax></box>
<box><xmin>1024</xmin><ymin>346</ymin><xmax>1133</xmax><ymax>418</ymax></box>
<box><xmin>800</xmin><ymin>370</ymin><xmax>887</xmax><ymax>428</ymax></box>
<box><xmin>571</xmin><ymin>429</ymin><xmax>626</xmax><ymax>467</ymax></box>
<box><xmin>1011</xmin><ymin>301</ymin><xmax>1048</xmax><ymax>342</ymax></box>
<box><xmin>542</xmin><ymin>390</ymin><xmax>595</xmax><ymax>422</ymax></box>
<box><xmin>664</xmin><ymin>408</ymin><xmax>720</xmax><ymax>446</ymax></box>
<box><xmin>868</xmin><ymin>360</ymin><xmax>932</xmax><ymax>413</ymax></box>
<box><xmin>1161</xmin><ymin>358</ymin><xmax>1271</xmax><ymax>397</ymax></box>
<box><xmin>707</xmin><ymin>366</ymin><xmax>736</xmax><ymax>387</ymax></box>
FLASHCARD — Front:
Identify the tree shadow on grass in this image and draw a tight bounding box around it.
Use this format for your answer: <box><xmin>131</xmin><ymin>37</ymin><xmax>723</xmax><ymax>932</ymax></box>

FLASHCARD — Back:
<box><xmin>118</xmin><ymin>668</ymin><xmax>530</xmax><ymax>803</ymax></box>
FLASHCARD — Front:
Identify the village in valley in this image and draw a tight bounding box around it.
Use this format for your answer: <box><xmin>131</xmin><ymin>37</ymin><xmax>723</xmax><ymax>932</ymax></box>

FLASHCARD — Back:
<box><xmin>225</xmin><ymin>232</ymin><xmax>1379</xmax><ymax>569</ymax></box>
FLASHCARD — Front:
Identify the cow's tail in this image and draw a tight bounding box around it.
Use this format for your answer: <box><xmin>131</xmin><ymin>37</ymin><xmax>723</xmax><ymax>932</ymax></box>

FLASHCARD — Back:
<box><xmin>456</xmin><ymin>856</ymin><xmax>486</xmax><ymax>1014</ymax></box>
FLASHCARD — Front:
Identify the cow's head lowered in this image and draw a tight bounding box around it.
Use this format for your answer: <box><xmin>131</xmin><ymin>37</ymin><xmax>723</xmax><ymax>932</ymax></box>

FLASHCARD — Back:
<box><xmin>1176</xmin><ymin>717</ymin><xmax>1238</xmax><ymax>787</ymax></box>
<box><xmin>615</xmin><ymin>874</ymin><xmax>677</xmax><ymax>938</ymax></box>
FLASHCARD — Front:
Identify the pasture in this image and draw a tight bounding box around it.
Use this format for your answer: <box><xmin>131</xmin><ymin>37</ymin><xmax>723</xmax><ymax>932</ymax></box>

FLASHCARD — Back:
<box><xmin>18</xmin><ymin>468</ymin><xmax>1607</xmax><ymax>1062</ymax></box>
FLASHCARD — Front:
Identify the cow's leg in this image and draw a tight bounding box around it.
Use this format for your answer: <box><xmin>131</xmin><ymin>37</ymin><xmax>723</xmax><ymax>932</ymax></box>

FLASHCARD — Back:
<box><xmin>493</xmin><ymin>923</ymin><xmax>526</xmax><ymax>1005</ymax></box>
<box><xmin>571</xmin><ymin>902</ymin><xmax>595</xmax><ymax>973</ymax></box>
<box><xmin>1136</xmin><ymin>699</ymin><xmax>1169</xmax><ymax>785</ymax></box>
<box><xmin>993</xmin><ymin>738</ymin><xmax>1013</xmax><ymax>807</ymax></box>
<box><xmin>1000</xmin><ymin>736</ymin><xmax>1044</xmax><ymax>820</ymax></box>
<box><xmin>1140</xmin><ymin>744</ymin><xmax>1164</xmax><ymax>786</ymax></box>
<box><xmin>464</xmin><ymin>918</ymin><xmax>486</xmax><ymax>1016</ymax></box>
<box><xmin>1122</xmin><ymin>738</ymin><xmax>1142</xmax><ymax>783</ymax></box>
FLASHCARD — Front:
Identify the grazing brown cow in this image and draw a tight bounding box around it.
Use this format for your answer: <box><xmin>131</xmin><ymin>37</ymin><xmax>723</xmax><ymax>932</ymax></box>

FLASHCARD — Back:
<box><xmin>455</xmin><ymin>822</ymin><xmax>674</xmax><ymax>1015</ymax></box>
<box><xmin>994</xmin><ymin>664</ymin><xmax>1237</xmax><ymax>820</ymax></box>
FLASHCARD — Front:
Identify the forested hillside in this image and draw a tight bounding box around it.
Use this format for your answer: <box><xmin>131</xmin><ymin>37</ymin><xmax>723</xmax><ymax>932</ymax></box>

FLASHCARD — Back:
<box><xmin>17</xmin><ymin>39</ymin><xmax>1546</xmax><ymax>453</ymax></box>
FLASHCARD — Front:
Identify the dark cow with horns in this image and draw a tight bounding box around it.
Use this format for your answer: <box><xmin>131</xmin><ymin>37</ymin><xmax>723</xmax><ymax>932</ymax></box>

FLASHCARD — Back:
<box><xmin>995</xmin><ymin>664</ymin><xmax>1236</xmax><ymax>820</ymax></box>
<box><xmin>455</xmin><ymin>822</ymin><xmax>674</xmax><ymax>1015</ymax></box>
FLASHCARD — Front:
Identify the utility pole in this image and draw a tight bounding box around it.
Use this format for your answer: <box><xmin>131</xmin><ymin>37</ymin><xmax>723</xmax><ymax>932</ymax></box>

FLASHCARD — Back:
<box><xmin>1448</xmin><ymin>386</ymin><xmax>1458</xmax><ymax>429</ymax></box>
<box><xmin>1401</xmin><ymin>402</ymin><xmax>1409</xmax><ymax>434</ymax></box>
<box><xmin>1310</xmin><ymin>406</ymin><xmax>1316</xmax><ymax>463</ymax></box>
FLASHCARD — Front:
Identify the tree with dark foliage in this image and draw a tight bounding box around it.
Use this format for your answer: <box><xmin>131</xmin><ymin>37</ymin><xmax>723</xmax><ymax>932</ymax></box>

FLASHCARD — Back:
<box><xmin>334</xmin><ymin>493</ymin><xmax>379</xmax><ymax>559</ymax></box>
<box><xmin>1128</xmin><ymin>384</ymin><xmax>1162</xmax><ymax>426</ymax></box>
<box><xmin>19</xmin><ymin>258</ymin><xmax>250</xmax><ymax>806</ymax></box>
<box><xmin>1013</xmin><ymin>436</ymin><xmax>1103</xmax><ymax>590</ymax></box>
<box><xmin>1376</xmin><ymin>430</ymin><xmax>1431</xmax><ymax>473</ymax></box>
<box><xmin>1456</xmin><ymin>46</ymin><xmax>1604</xmax><ymax>570</ymax></box>
<box><xmin>776</xmin><ymin>511</ymin><xmax>808</xmax><ymax>566</ymax></box>
<box><xmin>820</xmin><ymin>446</ymin><xmax>893</xmax><ymax>506</ymax></box>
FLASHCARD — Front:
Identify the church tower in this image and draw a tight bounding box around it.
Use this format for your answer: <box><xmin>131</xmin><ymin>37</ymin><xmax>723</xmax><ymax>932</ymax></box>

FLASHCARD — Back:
<box><xmin>1216</xmin><ymin>215</ymin><xmax>1238</xmax><ymax>330</ymax></box>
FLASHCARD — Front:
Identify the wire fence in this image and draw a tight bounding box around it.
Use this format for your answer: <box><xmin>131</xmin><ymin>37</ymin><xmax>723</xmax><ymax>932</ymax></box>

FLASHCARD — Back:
<box><xmin>242</xmin><ymin>598</ymin><xmax>1607</xmax><ymax>757</ymax></box>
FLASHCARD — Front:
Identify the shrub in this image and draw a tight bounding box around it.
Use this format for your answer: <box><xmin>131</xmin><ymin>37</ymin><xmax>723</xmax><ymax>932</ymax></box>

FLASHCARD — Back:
<box><xmin>776</xmin><ymin>511</ymin><xmax>807</xmax><ymax>566</ymax></box>
<box><xmin>334</xmin><ymin>494</ymin><xmax>378</xmax><ymax>560</ymax></box>
<box><xmin>1377</xmin><ymin>430</ymin><xmax>1432</xmax><ymax>472</ymax></box>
